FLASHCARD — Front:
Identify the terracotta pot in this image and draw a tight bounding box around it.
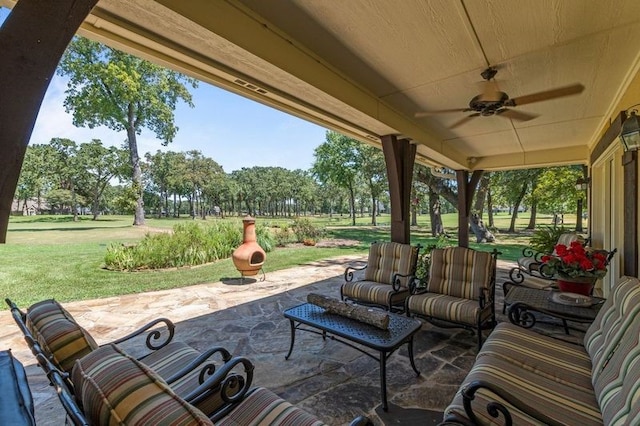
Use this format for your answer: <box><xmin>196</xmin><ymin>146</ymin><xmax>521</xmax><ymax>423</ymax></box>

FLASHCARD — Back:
<box><xmin>556</xmin><ymin>275</ymin><xmax>596</xmax><ymax>296</ymax></box>
<box><xmin>232</xmin><ymin>216</ymin><xmax>266</xmax><ymax>277</ymax></box>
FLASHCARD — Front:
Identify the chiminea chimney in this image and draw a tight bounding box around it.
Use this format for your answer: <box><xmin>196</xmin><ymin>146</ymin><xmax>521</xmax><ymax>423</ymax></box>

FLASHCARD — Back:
<box><xmin>232</xmin><ymin>216</ymin><xmax>266</xmax><ymax>277</ymax></box>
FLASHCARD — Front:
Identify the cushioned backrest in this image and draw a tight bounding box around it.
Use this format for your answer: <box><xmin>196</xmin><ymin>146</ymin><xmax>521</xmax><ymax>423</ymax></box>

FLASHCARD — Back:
<box><xmin>426</xmin><ymin>247</ymin><xmax>494</xmax><ymax>300</ymax></box>
<box><xmin>585</xmin><ymin>277</ymin><xmax>640</xmax><ymax>380</ymax></box>
<box><xmin>26</xmin><ymin>299</ymin><xmax>98</xmax><ymax>373</ymax></box>
<box><xmin>363</xmin><ymin>242</ymin><xmax>418</xmax><ymax>286</ymax></box>
<box><xmin>592</xmin><ymin>279</ymin><xmax>640</xmax><ymax>424</ymax></box>
<box><xmin>72</xmin><ymin>344</ymin><xmax>212</xmax><ymax>426</ymax></box>
<box><xmin>555</xmin><ymin>232</ymin><xmax>584</xmax><ymax>249</ymax></box>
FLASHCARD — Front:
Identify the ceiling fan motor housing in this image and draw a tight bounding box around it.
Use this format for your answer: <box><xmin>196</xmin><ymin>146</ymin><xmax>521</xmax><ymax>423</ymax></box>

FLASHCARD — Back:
<box><xmin>468</xmin><ymin>92</ymin><xmax>509</xmax><ymax>115</ymax></box>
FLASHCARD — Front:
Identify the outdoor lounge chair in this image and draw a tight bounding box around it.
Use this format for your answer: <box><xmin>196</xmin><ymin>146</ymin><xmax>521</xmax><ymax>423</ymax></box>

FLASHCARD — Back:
<box><xmin>41</xmin><ymin>342</ymin><xmax>372</xmax><ymax>426</ymax></box>
<box><xmin>341</xmin><ymin>241</ymin><xmax>421</xmax><ymax>312</ymax></box>
<box><xmin>405</xmin><ymin>246</ymin><xmax>498</xmax><ymax>351</ymax></box>
<box><xmin>6</xmin><ymin>298</ymin><xmax>236</xmax><ymax>417</ymax></box>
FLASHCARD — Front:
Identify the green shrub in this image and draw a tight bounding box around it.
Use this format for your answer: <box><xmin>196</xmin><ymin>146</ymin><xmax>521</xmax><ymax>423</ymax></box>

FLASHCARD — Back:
<box><xmin>291</xmin><ymin>217</ymin><xmax>324</xmax><ymax>242</ymax></box>
<box><xmin>529</xmin><ymin>225</ymin><xmax>572</xmax><ymax>254</ymax></box>
<box><xmin>415</xmin><ymin>235</ymin><xmax>452</xmax><ymax>287</ymax></box>
<box><xmin>273</xmin><ymin>224</ymin><xmax>295</xmax><ymax>246</ymax></box>
<box><xmin>104</xmin><ymin>221</ymin><xmax>274</xmax><ymax>271</ymax></box>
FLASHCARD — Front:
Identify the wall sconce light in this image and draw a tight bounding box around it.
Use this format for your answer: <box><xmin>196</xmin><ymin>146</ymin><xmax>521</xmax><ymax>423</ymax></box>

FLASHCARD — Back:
<box><xmin>575</xmin><ymin>177</ymin><xmax>590</xmax><ymax>191</ymax></box>
<box><xmin>620</xmin><ymin>106</ymin><xmax>640</xmax><ymax>151</ymax></box>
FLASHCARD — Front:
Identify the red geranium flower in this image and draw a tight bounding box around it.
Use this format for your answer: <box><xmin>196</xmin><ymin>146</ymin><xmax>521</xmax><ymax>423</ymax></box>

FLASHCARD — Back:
<box><xmin>541</xmin><ymin>242</ymin><xmax>610</xmax><ymax>279</ymax></box>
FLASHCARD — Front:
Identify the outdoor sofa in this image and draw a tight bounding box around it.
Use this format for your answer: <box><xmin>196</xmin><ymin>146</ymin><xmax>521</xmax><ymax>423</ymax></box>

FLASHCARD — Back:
<box><xmin>441</xmin><ymin>275</ymin><xmax>640</xmax><ymax>425</ymax></box>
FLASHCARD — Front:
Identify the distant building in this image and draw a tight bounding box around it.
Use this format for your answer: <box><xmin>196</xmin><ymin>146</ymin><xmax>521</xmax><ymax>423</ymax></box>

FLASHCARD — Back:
<box><xmin>11</xmin><ymin>198</ymin><xmax>48</xmax><ymax>216</ymax></box>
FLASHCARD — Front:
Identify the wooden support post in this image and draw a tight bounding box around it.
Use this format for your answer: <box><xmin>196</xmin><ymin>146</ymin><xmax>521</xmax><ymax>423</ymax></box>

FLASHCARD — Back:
<box><xmin>456</xmin><ymin>170</ymin><xmax>484</xmax><ymax>248</ymax></box>
<box><xmin>0</xmin><ymin>0</ymin><xmax>97</xmax><ymax>243</ymax></box>
<box><xmin>623</xmin><ymin>151</ymin><xmax>638</xmax><ymax>277</ymax></box>
<box><xmin>381</xmin><ymin>135</ymin><xmax>416</xmax><ymax>244</ymax></box>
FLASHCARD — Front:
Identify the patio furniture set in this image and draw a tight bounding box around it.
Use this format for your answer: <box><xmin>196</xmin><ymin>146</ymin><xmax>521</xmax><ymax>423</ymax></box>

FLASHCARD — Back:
<box><xmin>4</xmin><ymin>237</ymin><xmax>636</xmax><ymax>425</ymax></box>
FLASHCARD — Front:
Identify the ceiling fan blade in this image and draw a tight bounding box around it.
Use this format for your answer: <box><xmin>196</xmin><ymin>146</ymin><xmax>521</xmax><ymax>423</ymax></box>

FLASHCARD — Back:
<box><xmin>497</xmin><ymin>108</ymin><xmax>539</xmax><ymax>121</ymax></box>
<box><xmin>449</xmin><ymin>114</ymin><xmax>479</xmax><ymax>129</ymax></box>
<box><xmin>415</xmin><ymin>108</ymin><xmax>468</xmax><ymax>117</ymax></box>
<box><xmin>507</xmin><ymin>83</ymin><xmax>585</xmax><ymax>106</ymax></box>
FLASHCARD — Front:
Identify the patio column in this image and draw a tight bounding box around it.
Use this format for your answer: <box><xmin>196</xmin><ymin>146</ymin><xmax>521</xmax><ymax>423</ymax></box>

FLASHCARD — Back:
<box><xmin>623</xmin><ymin>150</ymin><xmax>638</xmax><ymax>277</ymax></box>
<box><xmin>381</xmin><ymin>135</ymin><xmax>416</xmax><ymax>244</ymax></box>
<box><xmin>0</xmin><ymin>0</ymin><xmax>97</xmax><ymax>243</ymax></box>
<box><xmin>456</xmin><ymin>170</ymin><xmax>484</xmax><ymax>248</ymax></box>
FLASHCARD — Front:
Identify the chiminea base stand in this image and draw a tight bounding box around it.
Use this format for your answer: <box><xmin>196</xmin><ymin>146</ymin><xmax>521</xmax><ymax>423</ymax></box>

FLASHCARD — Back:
<box><xmin>238</xmin><ymin>268</ymin><xmax>266</xmax><ymax>284</ymax></box>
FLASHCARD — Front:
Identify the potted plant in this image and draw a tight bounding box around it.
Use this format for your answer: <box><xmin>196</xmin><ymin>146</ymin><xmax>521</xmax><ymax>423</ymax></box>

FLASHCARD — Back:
<box><xmin>541</xmin><ymin>241</ymin><xmax>608</xmax><ymax>295</ymax></box>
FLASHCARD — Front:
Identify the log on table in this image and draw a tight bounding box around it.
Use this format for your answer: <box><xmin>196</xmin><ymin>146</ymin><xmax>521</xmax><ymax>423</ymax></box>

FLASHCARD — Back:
<box><xmin>307</xmin><ymin>293</ymin><xmax>390</xmax><ymax>330</ymax></box>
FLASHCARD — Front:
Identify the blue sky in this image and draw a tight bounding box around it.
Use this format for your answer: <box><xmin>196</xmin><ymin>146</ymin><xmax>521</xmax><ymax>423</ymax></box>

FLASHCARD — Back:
<box><xmin>1</xmin><ymin>8</ymin><xmax>328</xmax><ymax>173</ymax></box>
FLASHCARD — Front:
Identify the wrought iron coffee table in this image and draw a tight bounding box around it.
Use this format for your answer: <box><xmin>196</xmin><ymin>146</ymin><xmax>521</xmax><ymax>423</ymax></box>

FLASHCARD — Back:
<box><xmin>283</xmin><ymin>303</ymin><xmax>422</xmax><ymax>411</ymax></box>
<box><xmin>506</xmin><ymin>286</ymin><xmax>604</xmax><ymax>334</ymax></box>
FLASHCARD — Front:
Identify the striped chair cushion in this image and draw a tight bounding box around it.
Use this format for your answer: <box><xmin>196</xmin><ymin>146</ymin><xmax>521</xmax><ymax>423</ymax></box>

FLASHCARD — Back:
<box><xmin>586</xmin><ymin>276</ymin><xmax>640</xmax><ymax>385</ymax></box>
<box><xmin>217</xmin><ymin>387</ymin><xmax>325</xmax><ymax>426</ymax></box>
<box><xmin>26</xmin><ymin>299</ymin><xmax>98</xmax><ymax>373</ymax></box>
<box><xmin>72</xmin><ymin>344</ymin><xmax>212</xmax><ymax>425</ymax></box>
<box><xmin>477</xmin><ymin>323</ymin><xmax>593</xmax><ymax>393</ymax></box>
<box><xmin>363</xmin><ymin>242</ymin><xmax>418</xmax><ymax>287</ymax></box>
<box><xmin>406</xmin><ymin>293</ymin><xmax>484</xmax><ymax>326</ymax></box>
<box><xmin>427</xmin><ymin>247</ymin><xmax>493</xmax><ymax>300</ymax></box>
<box><xmin>556</xmin><ymin>232</ymin><xmax>584</xmax><ymax>247</ymax></box>
<box><xmin>592</xmin><ymin>280</ymin><xmax>640</xmax><ymax>424</ymax></box>
<box><xmin>341</xmin><ymin>281</ymin><xmax>409</xmax><ymax>307</ymax></box>
<box><xmin>445</xmin><ymin>354</ymin><xmax>602</xmax><ymax>426</ymax></box>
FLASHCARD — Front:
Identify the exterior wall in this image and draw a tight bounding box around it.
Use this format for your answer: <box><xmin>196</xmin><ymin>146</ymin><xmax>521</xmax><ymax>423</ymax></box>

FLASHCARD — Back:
<box><xmin>591</xmin><ymin>143</ymin><xmax>624</xmax><ymax>296</ymax></box>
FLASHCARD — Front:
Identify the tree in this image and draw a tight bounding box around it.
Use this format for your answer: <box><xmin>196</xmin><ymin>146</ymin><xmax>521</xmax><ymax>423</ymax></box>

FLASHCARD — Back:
<box><xmin>57</xmin><ymin>37</ymin><xmax>198</xmax><ymax>226</ymax></box>
<box><xmin>357</xmin><ymin>145</ymin><xmax>387</xmax><ymax>225</ymax></box>
<box><xmin>312</xmin><ymin>131</ymin><xmax>361</xmax><ymax>225</ymax></box>
<box><xmin>16</xmin><ymin>144</ymin><xmax>56</xmax><ymax>213</ymax></box>
<box><xmin>75</xmin><ymin>140</ymin><xmax>128</xmax><ymax>220</ymax></box>
<box><xmin>49</xmin><ymin>138</ymin><xmax>82</xmax><ymax>220</ymax></box>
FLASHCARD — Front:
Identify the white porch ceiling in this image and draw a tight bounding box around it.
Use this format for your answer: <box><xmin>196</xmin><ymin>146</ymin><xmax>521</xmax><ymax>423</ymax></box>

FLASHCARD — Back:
<box><xmin>4</xmin><ymin>0</ymin><xmax>640</xmax><ymax>170</ymax></box>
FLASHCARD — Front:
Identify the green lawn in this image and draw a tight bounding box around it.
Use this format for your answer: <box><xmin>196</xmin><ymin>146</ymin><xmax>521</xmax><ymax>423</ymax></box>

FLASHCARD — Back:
<box><xmin>1</xmin><ymin>212</ymin><xmax>559</xmax><ymax>308</ymax></box>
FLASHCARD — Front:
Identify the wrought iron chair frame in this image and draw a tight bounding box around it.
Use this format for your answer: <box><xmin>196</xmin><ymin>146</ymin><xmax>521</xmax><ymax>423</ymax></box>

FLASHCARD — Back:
<box><xmin>406</xmin><ymin>248</ymin><xmax>500</xmax><ymax>351</ymax></box>
<box><xmin>341</xmin><ymin>242</ymin><xmax>421</xmax><ymax>312</ymax></box>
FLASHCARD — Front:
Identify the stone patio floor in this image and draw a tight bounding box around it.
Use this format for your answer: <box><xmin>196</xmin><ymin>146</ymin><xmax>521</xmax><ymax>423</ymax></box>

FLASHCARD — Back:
<box><xmin>0</xmin><ymin>255</ymin><xmax>584</xmax><ymax>425</ymax></box>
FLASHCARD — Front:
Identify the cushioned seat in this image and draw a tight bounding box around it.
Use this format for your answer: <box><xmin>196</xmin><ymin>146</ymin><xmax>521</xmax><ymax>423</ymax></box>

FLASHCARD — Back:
<box><xmin>406</xmin><ymin>247</ymin><xmax>498</xmax><ymax>351</ymax></box>
<box><xmin>341</xmin><ymin>241</ymin><xmax>420</xmax><ymax>312</ymax></box>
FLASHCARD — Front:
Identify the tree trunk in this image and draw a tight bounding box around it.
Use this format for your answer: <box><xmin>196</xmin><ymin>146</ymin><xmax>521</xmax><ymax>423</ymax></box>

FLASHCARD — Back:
<box><xmin>527</xmin><ymin>201</ymin><xmax>538</xmax><ymax>229</ymax></box>
<box><xmin>348</xmin><ymin>185</ymin><xmax>356</xmax><ymax>226</ymax></box>
<box><xmin>487</xmin><ymin>188</ymin><xmax>494</xmax><ymax>228</ymax></box>
<box><xmin>474</xmin><ymin>175</ymin><xmax>489</xmax><ymax>217</ymax></box>
<box><xmin>411</xmin><ymin>202</ymin><xmax>418</xmax><ymax>226</ymax></box>
<box><xmin>576</xmin><ymin>198</ymin><xmax>584</xmax><ymax>232</ymax></box>
<box><xmin>371</xmin><ymin>196</ymin><xmax>377</xmax><ymax>226</ymax></box>
<box><xmin>126</xmin><ymin>109</ymin><xmax>145</xmax><ymax>226</ymax></box>
<box><xmin>508</xmin><ymin>182</ymin><xmax>528</xmax><ymax>232</ymax></box>
<box><xmin>429</xmin><ymin>190</ymin><xmax>444</xmax><ymax>237</ymax></box>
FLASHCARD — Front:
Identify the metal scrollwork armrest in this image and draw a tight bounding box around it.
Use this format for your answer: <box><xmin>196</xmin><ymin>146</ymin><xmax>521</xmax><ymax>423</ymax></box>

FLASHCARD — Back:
<box><xmin>185</xmin><ymin>356</ymin><xmax>255</xmax><ymax>421</ymax></box>
<box><xmin>110</xmin><ymin>317</ymin><xmax>175</xmax><ymax>351</ymax></box>
<box><xmin>461</xmin><ymin>380</ymin><xmax>565</xmax><ymax>426</ymax></box>
<box><xmin>163</xmin><ymin>346</ymin><xmax>233</xmax><ymax>385</ymax></box>
<box><xmin>392</xmin><ymin>272</ymin><xmax>412</xmax><ymax>291</ymax></box>
<box><xmin>344</xmin><ymin>264</ymin><xmax>367</xmax><ymax>282</ymax></box>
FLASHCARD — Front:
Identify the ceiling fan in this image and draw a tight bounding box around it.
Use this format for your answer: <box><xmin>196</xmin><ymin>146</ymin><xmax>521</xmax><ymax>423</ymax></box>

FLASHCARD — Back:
<box><xmin>415</xmin><ymin>67</ymin><xmax>585</xmax><ymax>129</ymax></box>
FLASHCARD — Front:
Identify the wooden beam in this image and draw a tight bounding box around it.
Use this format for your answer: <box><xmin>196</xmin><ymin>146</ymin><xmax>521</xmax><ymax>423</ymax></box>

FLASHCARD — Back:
<box><xmin>456</xmin><ymin>171</ymin><xmax>469</xmax><ymax>248</ymax></box>
<box><xmin>0</xmin><ymin>0</ymin><xmax>98</xmax><ymax>243</ymax></box>
<box><xmin>381</xmin><ymin>135</ymin><xmax>416</xmax><ymax>244</ymax></box>
<box><xmin>591</xmin><ymin>112</ymin><xmax>626</xmax><ymax>164</ymax></box>
<box><xmin>623</xmin><ymin>151</ymin><xmax>638</xmax><ymax>277</ymax></box>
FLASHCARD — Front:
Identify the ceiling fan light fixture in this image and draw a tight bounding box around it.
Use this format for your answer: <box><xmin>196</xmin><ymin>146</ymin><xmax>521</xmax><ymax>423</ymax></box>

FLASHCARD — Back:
<box><xmin>620</xmin><ymin>108</ymin><xmax>640</xmax><ymax>152</ymax></box>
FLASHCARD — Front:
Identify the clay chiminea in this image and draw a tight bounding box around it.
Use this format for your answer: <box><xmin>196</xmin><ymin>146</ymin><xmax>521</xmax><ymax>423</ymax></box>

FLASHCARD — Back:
<box><xmin>232</xmin><ymin>216</ymin><xmax>266</xmax><ymax>277</ymax></box>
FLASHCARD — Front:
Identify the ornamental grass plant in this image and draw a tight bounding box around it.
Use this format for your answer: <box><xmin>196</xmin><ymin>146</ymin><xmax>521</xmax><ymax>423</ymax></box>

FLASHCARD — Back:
<box><xmin>104</xmin><ymin>221</ymin><xmax>275</xmax><ymax>271</ymax></box>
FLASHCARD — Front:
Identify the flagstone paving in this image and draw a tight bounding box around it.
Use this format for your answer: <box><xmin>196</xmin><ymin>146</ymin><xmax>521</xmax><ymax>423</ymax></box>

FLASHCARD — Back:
<box><xmin>0</xmin><ymin>255</ymin><xmax>584</xmax><ymax>425</ymax></box>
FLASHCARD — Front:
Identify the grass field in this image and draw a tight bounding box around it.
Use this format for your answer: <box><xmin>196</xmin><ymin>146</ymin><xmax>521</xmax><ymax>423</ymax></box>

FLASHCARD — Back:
<box><xmin>1</xmin><ymin>212</ymin><xmax>575</xmax><ymax>308</ymax></box>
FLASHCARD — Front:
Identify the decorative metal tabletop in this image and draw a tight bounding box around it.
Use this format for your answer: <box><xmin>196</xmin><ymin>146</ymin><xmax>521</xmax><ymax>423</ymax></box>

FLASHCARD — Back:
<box><xmin>283</xmin><ymin>303</ymin><xmax>422</xmax><ymax>352</ymax></box>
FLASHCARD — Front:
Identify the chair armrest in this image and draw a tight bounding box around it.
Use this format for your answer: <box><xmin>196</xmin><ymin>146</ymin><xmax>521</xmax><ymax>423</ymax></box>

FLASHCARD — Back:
<box><xmin>163</xmin><ymin>346</ymin><xmax>233</xmax><ymax>385</ymax></box>
<box><xmin>183</xmin><ymin>356</ymin><xmax>255</xmax><ymax>415</ymax></box>
<box><xmin>392</xmin><ymin>272</ymin><xmax>414</xmax><ymax>291</ymax></box>
<box><xmin>110</xmin><ymin>317</ymin><xmax>175</xmax><ymax>351</ymax></box>
<box><xmin>344</xmin><ymin>264</ymin><xmax>367</xmax><ymax>282</ymax></box>
<box><xmin>460</xmin><ymin>380</ymin><xmax>566</xmax><ymax>426</ymax></box>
